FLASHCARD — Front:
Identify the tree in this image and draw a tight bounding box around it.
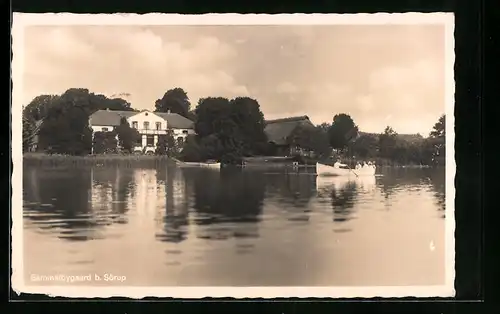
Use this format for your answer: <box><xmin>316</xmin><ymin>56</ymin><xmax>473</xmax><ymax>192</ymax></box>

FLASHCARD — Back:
<box><xmin>186</xmin><ymin>110</ymin><xmax>197</xmax><ymax>121</ymax></box>
<box><xmin>228</xmin><ymin>97</ymin><xmax>268</xmax><ymax>156</ymax></box>
<box><xmin>115</xmin><ymin>117</ymin><xmax>140</xmax><ymax>153</ymax></box>
<box><xmin>199</xmin><ymin>134</ymin><xmax>225</xmax><ymax>161</ymax></box>
<box><xmin>352</xmin><ymin>133</ymin><xmax>379</xmax><ymax>159</ymax></box>
<box><xmin>37</xmin><ymin>96</ymin><xmax>93</xmax><ymax>155</ymax></box>
<box><xmin>428</xmin><ymin>114</ymin><xmax>446</xmax><ymax>165</ymax></box>
<box><xmin>193</xmin><ymin>97</ymin><xmax>238</xmax><ymax>162</ymax></box>
<box><xmin>22</xmin><ymin>110</ymin><xmax>35</xmax><ymax>152</ymax></box>
<box><xmin>156</xmin><ymin>131</ymin><xmax>178</xmax><ymax>156</ymax></box>
<box><xmin>287</xmin><ymin>124</ymin><xmax>331</xmax><ymax>158</ymax></box>
<box><xmin>328</xmin><ymin>114</ymin><xmax>359</xmax><ymax>150</ymax></box>
<box><xmin>154</xmin><ymin>88</ymin><xmax>191</xmax><ymax>118</ymax></box>
<box><xmin>58</xmin><ymin>88</ymin><xmax>133</xmax><ymax>114</ymax></box>
<box><xmin>317</xmin><ymin>122</ymin><xmax>331</xmax><ymax>133</ymax></box>
<box><xmin>194</xmin><ymin>97</ymin><xmax>232</xmax><ymax>138</ymax></box>
<box><xmin>192</xmin><ymin>96</ymin><xmax>268</xmax><ymax>162</ymax></box>
<box><xmin>23</xmin><ymin>95</ymin><xmax>60</xmax><ymax>121</ymax></box>
<box><xmin>430</xmin><ymin>114</ymin><xmax>445</xmax><ymax>139</ymax></box>
<box><xmin>92</xmin><ymin>131</ymin><xmax>118</xmax><ymax>154</ymax></box>
<box><xmin>378</xmin><ymin>126</ymin><xmax>398</xmax><ymax>159</ymax></box>
<box><xmin>180</xmin><ymin>136</ymin><xmax>204</xmax><ymax>162</ymax></box>
<box><xmin>31</xmin><ymin>88</ymin><xmax>133</xmax><ymax>155</ymax></box>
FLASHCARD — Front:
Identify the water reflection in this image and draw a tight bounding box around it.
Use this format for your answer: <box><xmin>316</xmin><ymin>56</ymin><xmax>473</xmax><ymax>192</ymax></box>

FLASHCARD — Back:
<box><xmin>377</xmin><ymin>168</ymin><xmax>446</xmax><ymax>218</ymax></box>
<box><xmin>182</xmin><ymin>168</ymin><xmax>265</xmax><ymax>240</ymax></box>
<box><xmin>428</xmin><ymin>170</ymin><xmax>446</xmax><ymax>218</ymax></box>
<box><xmin>23</xmin><ymin>167</ymin><xmax>131</xmax><ymax>241</ymax></box>
<box><xmin>316</xmin><ymin>176</ymin><xmax>372</xmax><ymax>223</ymax></box>
<box><xmin>265</xmin><ymin>173</ymin><xmax>317</xmax><ymax>208</ymax></box>
<box><xmin>155</xmin><ymin>166</ymin><xmax>190</xmax><ymax>243</ymax></box>
<box><xmin>22</xmin><ymin>165</ymin><xmax>447</xmax><ymax>286</ymax></box>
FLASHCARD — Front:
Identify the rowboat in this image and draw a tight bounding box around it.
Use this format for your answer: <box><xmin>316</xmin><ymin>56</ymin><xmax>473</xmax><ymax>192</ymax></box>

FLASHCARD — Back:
<box><xmin>316</xmin><ymin>162</ymin><xmax>376</xmax><ymax>177</ymax></box>
<box><xmin>175</xmin><ymin>160</ymin><xmax>221</xmax><ymax>170</ymax></box>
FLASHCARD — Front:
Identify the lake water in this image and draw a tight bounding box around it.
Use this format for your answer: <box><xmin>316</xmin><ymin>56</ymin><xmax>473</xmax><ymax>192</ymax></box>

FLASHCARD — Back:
<box><xmin>22</xmin><ymin>165</ymin><xmax>446</xmax><ymax>287</ymax></box>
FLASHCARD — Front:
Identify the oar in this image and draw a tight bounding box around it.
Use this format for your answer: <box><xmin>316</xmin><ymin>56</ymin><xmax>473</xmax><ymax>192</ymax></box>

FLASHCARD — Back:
<box><xmin>345</xmin><ymin>163</ymin><xmax>359</xmax><ymax>177</ymax></box>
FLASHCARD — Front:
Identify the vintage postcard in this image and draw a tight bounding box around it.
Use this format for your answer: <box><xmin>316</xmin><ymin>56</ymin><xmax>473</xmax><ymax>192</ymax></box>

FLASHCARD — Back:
<box><xmin>11</xmin><ymin>13</ymin><xmax>455</xmax><ymax>298</ymax></box>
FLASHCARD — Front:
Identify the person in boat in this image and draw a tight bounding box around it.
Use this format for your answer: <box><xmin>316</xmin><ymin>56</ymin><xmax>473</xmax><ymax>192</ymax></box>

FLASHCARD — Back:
<box><xmin>333</xmin><ymin>159</ymin><xmax>348</xmax><ymax>169</ymax></box>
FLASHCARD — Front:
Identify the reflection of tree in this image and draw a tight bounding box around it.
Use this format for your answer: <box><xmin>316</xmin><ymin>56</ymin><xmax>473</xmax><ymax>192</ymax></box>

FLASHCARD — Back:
<box><xmin>23</xmin><ymin>166</ymin><xmax>135</xmax><ymax>241</ymax></box>
<box><xmin>185</xmin><ymin>168</ymin><xmax>265</xmax><ymax>240</ymax></box>
<box><xmin>378</xmin><ymin>168</ymin><xmax>431</xmax><ymax>200</ymax></box>
<box><xmin>377</xmin><ymin>168</ymin><xmax>446</xmax><ymax>217</ymax></box>
<box><xmin>330</xmin><ymin>181</ymin><xmax>359</xmax><ymax>222</ymax></box>
<box><xmin>23</xmin><ymin>167</ymin><xmax>91</xmax><ymax>241</ymax></box>
<box><xmin>428</xmin><ymin>168</ymin><xmax>446</xmax><ymax>218</ymax></box>
<box><xmin>378</xmin><ymin>174</ymin><xmax>398</xmax><ymax>200</ymax></box>
<box><xmin>156</xmin><ymin>166</ymin><xmax>190</xmax><ymax>243</ymax></box>
<box><xmin>264</xmin><ymin>173</ymin><xmax>316</xmax><ymax>210</ymax></box>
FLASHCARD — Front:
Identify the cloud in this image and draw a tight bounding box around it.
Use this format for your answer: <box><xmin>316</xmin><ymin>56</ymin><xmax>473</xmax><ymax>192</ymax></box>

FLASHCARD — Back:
<box><xmin>276</xmin><ymin>82</ymin><xmax>299</xmax><ymax>94</ymax></box>
<box><xmin>20</xmin><ymin>24</ymin><xmax>446</xmax><ymax>135</ymax></box>
<box><xmin>23</xmin><ymin>26</ymin><xmax>246</xmax><ymax>108</ymax></box>
<box><xmin>354</xmin><ymin>59</ymin><xmax>445</xmax><ymax>133</ymax></box>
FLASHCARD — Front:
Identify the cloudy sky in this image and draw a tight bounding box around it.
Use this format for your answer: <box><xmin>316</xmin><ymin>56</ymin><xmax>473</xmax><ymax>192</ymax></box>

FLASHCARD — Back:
<box><xmin>22</xmin><ymin>24</ymin><xmax>446</xmax><ymax>135</ymax></box>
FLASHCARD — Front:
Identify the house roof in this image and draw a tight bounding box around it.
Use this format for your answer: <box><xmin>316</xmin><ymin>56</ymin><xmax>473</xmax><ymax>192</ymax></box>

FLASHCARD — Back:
<box><xmin>264</xmin><ymin>116</ymin><xmax>313</xmax><ymax>145</ymax></box>
<box><xmin>89</xmin><ymin>110</ymin><xmax>194</xmax><ymax>129</ymax></box>
<box><xmin>89</xmin><ymin>110</ymin><xmax>137</xmax><ymax>126</ymax></box>
<box><xmin>156</xmin><ymin>112</ymin><xmax>194</xmax><ymax>129</ymax></box>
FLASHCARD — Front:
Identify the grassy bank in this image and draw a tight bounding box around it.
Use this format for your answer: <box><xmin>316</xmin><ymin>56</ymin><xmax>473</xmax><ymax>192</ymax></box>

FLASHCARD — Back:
<box><xmin>23</xmin><ymin>152</ymin><xmax>441</xmax><ymax>169</ymax></box>
<box><xmin>23</xmin><ymin>153</ymin><xmax>174</xmax><ymax>168</ymax></box>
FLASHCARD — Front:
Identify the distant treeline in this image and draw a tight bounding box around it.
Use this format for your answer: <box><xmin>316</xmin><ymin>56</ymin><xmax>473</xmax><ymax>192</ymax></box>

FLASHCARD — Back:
<box><xmin>22</xmin><ymin>87</ymin><xmax>446</xmax><ymax>166</ymax></box>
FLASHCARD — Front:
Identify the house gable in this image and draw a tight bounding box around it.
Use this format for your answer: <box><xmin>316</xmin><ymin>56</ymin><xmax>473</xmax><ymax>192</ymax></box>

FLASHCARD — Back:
<box><xmin>126</xmin><ymin>110</ymin><xmax>167</xmax><ymax>130</ymax></box>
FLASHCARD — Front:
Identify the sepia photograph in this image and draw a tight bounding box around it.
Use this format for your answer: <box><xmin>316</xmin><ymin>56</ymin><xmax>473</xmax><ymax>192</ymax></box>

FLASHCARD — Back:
<box><xmin>12</xmin><ymin>13</ymin><xmax>455</xmax><ymax>298</ymax></box>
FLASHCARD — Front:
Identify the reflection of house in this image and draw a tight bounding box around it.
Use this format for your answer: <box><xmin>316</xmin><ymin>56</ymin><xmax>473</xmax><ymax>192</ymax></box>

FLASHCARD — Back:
<box><xmin>89</xmin><ymin>109</ymin><xmax>195</xmax><ymax>150</ymax></box>
<box><xmin>264</xmin><ymin>116</ymin><xmax>315</xmax><ymax>156</ymax></box>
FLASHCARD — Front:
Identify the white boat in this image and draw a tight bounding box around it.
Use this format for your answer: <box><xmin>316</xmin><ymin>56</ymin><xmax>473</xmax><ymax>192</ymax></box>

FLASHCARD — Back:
<box><xmin>316</xmin><ymin>162</ymin><xmax>376</xmax><ymax>177</ymax></box>
<box><xmin>176</xmin><ymin>160</ymin><xmax>221</xmax><ymax>170</ymax></box>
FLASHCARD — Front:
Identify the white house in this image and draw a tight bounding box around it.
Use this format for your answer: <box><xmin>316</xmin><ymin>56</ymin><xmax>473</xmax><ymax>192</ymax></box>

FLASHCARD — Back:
<box><xmin>89</xmin><ymin>109</ymin><xmax>195</xmax><ymax>152</ymax></box>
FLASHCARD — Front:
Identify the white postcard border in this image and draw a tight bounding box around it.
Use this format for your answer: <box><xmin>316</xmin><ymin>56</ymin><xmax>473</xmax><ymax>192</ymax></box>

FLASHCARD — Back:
<box><xmin>11</xmin><ymin>12</ymin><xmax>456</xmax><ymax>299</ymax></box>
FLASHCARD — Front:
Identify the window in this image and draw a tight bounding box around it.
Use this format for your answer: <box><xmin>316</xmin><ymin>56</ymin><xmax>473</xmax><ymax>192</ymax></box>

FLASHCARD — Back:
<box><xmin>146</xmin><ymin>135</ymin><xmax>154</xmax><ymax>146</ymax></box>
<box><xmin>156</xmin><ymin>122</ymin><xmax>162</xmax><ymax>130</ymax></box>
<box><xmin>102</xmin><ymin>127</ymin><xmax>109</xmax><ymax>132</ymax></box>
<box><xmin>182</xmin><ymin>130</ymin><xmax>188</xmax><ymax>134</ymax></box>
<box><xmin>143</xmin><ymin>121</ymin><xmax>149</xmax><ymax>130</ymax></box>
<box><xmin>132</xmin><ymin>121</ymin><xmax>138</xmax><ymax>129</ymax></box>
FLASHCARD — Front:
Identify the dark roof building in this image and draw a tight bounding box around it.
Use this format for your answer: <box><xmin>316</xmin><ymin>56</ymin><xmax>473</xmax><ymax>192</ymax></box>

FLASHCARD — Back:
<box><xmin>89</xmin><ymin>110</ymin><xmax>136</xmax><ymax>126</ymax></box>
<box><xmin>264</xmin><ymin>115</ymin><xmax>314</xmax><ymax>145</ymax></box>
<box><xmin>155</xmin><ymin>112</ymin><xmax>195</xmax><ymax>129</ymax></box>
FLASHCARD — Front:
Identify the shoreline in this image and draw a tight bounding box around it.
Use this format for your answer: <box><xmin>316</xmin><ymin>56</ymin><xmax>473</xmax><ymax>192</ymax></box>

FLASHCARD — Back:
<box><xmin>22</xmin><ymin>153</ymin><xmax>443</xmax><ymax>169</ymax></box>
<box><xmin>22</xmin><ymin>153</ymin><xmax>174</xmax><ymax>167</ymax></box>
